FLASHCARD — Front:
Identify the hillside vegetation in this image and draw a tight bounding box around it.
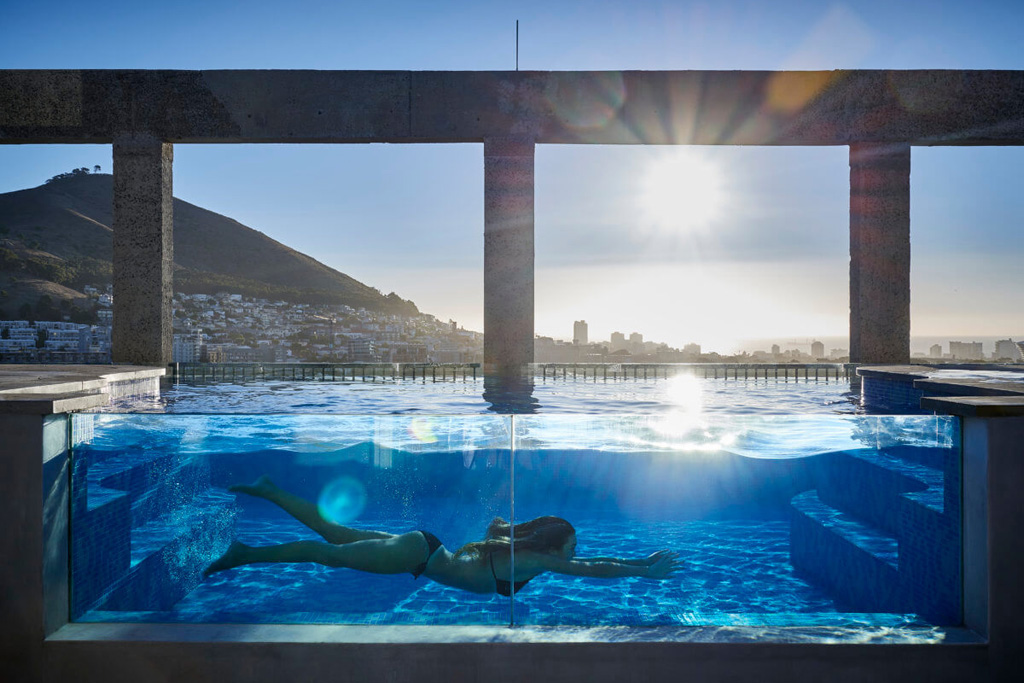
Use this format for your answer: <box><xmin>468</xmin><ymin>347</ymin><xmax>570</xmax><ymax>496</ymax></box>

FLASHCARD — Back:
<box><xmin>0</xmin><ymin>170</ymin><xmax>419</xmax><ymax>320</ymax></box>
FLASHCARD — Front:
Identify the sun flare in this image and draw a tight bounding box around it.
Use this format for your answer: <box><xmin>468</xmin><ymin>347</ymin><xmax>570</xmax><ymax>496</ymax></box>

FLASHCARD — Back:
<box><xmin>639</xmin><ymin>150</ymin><xmax>726</xmax><ymax>233</ymax></box>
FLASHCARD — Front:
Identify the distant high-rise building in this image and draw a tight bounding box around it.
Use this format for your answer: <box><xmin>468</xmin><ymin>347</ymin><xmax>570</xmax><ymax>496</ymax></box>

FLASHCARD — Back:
<box><xmin>610</xmin><ymin>331</ymin><xmax>626</xmax><ymax>351</ymax></box>
<box><xmin>629</xmin><ymin>332</ymin><xmax>643</xmax><ymax>345</ymax></box>
<box><xmin>994</xmin><ymin>339</ymin><xmax>1023</xmax><ymax>361</ymax></box>
<box><xmin>930</xmin><ymin>344</ymin><xmax>943</xmax><ymax>358</ymax></box>
<box><xmin>172</xmin><ymin>329</ymin><xmax>204</xmax><ymax>363</ymax></box>
<box><xmin>771</xmin><ymin>344</ymin><xmax>781</xmax><ymax>356</ymax></box>
<box><xmin>949</xmin><ymin>341</ymin><xmax>984</xmax><ymax>361</ymax></box>
<box><xmin>810</xmin><ymin>340</ymin><xmax>825</xmax><ymax>359</ymax></box>
<box><xmin>682</xmin><ymin>343</ymin><xmax>701</xmax><ymax>357</ymax></box>
<box><xmin>573</xmin><ymin>320</ymin><xmax>588</xmax><ymax>345</ymax></box>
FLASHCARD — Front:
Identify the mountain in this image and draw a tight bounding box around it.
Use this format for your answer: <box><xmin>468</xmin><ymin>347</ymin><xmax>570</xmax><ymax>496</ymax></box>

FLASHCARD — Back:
<box><xmin>0</xmin><ymin>171</ymin><xmax>418</xmax><ymax>320</ymax></box>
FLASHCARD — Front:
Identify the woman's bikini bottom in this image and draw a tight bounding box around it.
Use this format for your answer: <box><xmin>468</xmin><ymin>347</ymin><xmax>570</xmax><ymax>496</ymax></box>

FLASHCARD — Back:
<box><xmin>410</xmin><ymin>530</ymin><xmax>443</xmax><ymax>578</ymax></box>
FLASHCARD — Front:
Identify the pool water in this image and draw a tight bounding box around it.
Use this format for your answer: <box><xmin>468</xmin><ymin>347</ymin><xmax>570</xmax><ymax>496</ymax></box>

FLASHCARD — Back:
<box><xmin>69</xmin><ymin>413</ymin><xmax>960</xmax><ymax>628</ymax></box>
<box><xmin>103</xmin><ymin>376</ymin><xmax>861</xmax><ymax>415</ymax></box>
<box><xmin>78</xmin><ymin>514</ymin><xmax>924</xmax><ymax>628</ymax></box>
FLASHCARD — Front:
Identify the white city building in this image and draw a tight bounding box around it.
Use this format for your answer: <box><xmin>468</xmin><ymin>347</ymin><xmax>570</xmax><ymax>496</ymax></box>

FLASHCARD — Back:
<box><xmin>994</xmin><ymin>339</ymin><xmax>1023</xmax><ymax>362</ymax></box>
<box><xmin>573</xmin><ymin>320</ymin><xmax>588</xmax><ymax>345</ymax></box>
<box><xmin>172</xmin><ymin>329</ymin><xmax>205</xmax><ymax>362</ymax></box>
<box><xmin>949</xmin><ymin>341</ymin><xmax>985</xmax><ymax>361</ymax></box>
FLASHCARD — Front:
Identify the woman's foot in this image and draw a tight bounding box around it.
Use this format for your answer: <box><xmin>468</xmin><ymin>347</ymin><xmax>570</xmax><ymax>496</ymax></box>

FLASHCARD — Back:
<box><xmin>228</xmin><ymin>474</ymin><xmax>277</xmax><ymax>499</ymax></box>
<box><xmin>203</xmin><ymin>541</ymin><xmax>251</xmax><ymax>576</ymax></box>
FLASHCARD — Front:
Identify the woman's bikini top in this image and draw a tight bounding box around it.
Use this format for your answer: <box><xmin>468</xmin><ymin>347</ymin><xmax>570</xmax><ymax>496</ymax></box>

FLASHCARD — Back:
<box><xmin>489</xmin><ymin>552</ymin><xmax>532</xmax><ymax>596</ymax></box>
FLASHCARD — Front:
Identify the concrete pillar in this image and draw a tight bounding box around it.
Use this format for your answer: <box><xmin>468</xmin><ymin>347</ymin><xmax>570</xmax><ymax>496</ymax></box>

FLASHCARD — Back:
<box><xmin>849</xmin><ymin>143</ymin><xmax>910</xmax><ymax>364</ymax></box>
<box><xmin>484</xmin><ymin>137</ymin><xmax>535</xmax><ymax>372</ymax></box>
<box><xmin>0</xmin><ymin>413</ymin><xmax>69</xmax><ymax>683</ymax></box>
<box><xmin>112</xmin><ymin>134</ymin><xmax>174</xmax><ymax>366</ymax></box>
<box><xmin>963</xmin><ymin>416</ymin><xmax>1024</xmax><ymax>679</ymax></box>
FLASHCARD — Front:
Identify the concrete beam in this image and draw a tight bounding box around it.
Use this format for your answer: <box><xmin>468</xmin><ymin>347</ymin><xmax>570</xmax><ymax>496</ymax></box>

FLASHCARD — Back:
<box><xmin>484</xmin><ymin>137</ymin><xmax>534</xmax><ymax>371</ymax></box>
<box><xmin>849</xmin><ymin>143</ymin><xmax>910</xmax><ymax>365</ymax></box>
<box><xmin>111</xmin><ymin>135</ymin><xmax>173</xmax><ymax>366</ymax></box>
<box><xmin>4</xmin><ymin>70</ymin><xmax>1024</xmax><ymax>145</ymax></box>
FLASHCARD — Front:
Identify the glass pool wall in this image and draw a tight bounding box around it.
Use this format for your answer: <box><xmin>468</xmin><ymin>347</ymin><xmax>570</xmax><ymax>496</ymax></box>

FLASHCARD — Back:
<box><xmin>68</xmin><ymin>413</ymin><xmax>961</xmax><ymax>628</ymax></box>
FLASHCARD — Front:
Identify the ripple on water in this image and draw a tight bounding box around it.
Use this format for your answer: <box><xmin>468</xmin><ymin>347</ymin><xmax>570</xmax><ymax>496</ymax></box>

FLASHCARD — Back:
<box><xmin>100</xmin><ymin>377</ymin><xmax>861</xmax><ymax>415</ymax></box>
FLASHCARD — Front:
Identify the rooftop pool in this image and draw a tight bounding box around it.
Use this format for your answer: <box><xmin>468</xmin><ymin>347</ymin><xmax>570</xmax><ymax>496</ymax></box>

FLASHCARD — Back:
<box><xmin>99</xmin><ymin>373</ymin><xmax>862</xmax><ymax>415</ymax></box>
<box><xmin>70</xmin><ymin>411</ymin><xmax>960</xmax><ymax>631</ymax></box>
<box><xmin>64</xmin><ymin>365</ymin><xmax>964</xmax><ymax>637</ymax></box>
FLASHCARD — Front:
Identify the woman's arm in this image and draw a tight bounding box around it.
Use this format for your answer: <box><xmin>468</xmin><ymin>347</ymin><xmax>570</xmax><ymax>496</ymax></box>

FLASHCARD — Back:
<box><xmin>579</xmin><ymin>550</ymin><xmax>677</xmax><ymax>568</ymax></box>
<box><xmin>537</xmin><ymin>550</ymin><xmax>680</xmax><ymax>579</ymax></box>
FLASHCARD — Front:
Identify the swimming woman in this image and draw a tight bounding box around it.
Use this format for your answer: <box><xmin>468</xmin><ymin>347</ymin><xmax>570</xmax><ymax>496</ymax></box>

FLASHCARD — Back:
<box><xmin>204</xmin><ymin>476</ymin><xmax>681</xmax><ymax>594</ymax></box>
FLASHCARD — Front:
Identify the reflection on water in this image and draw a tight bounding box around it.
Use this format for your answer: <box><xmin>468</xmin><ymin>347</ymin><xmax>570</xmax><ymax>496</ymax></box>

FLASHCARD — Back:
<box><xmin>483</xmin><ymin>372</ymin><xmax>540</xmax><ymax>414</ymax></box>
<box><xmin>513</xmin><ymin>414</ymin><xmax>956</xmax><ymax>458</ymax></box>
<box><xmin>99</xmin><ymin>370</ymin><xmax>859</xmax><ymax>415</ymax></box>
<box><xmin>73</xmin><ymin>412</ymin><xmax>957</xmax><ymax>460</ymax></box>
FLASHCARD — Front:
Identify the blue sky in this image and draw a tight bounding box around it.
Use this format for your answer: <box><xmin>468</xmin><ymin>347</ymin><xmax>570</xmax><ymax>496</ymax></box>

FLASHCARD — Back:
<box><xmin>1</xmin><ymin>0</ymin><xmax>1022</xmax><ymax>353</ymax></box>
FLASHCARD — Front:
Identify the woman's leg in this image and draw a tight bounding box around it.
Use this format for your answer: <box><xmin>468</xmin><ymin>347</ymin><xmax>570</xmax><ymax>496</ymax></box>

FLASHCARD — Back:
<box><xmin>204</xmin><ymin>531</ymin><xmax>429</xmax><ymax>577</ymax></box>
<box><xmin>230</xmin><ymin>475</ymin><xmax>391</xmax><ymax>545</ymax></box>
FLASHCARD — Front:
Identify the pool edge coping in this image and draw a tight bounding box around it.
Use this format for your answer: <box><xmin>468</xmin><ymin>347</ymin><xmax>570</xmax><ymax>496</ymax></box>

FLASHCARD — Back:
<box><xmin>46</xmin><ymin>622</ymin><xmax>986</xmax><ymax>646</ymax></box>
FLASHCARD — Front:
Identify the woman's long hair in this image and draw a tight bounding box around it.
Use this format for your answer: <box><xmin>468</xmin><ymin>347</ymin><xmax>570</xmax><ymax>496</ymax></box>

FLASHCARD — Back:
<box><xmin>456</xmin><ymin>516</ymin><xmax>575</xmax><ymax>559</ymax></box>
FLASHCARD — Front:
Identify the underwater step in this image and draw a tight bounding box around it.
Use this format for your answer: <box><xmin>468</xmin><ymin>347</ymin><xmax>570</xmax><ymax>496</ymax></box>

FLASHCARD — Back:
<box><xmin>815</xmin><ymin>448</ymin><xmax>944</xmax><ymax>536</ymax></box>
<box><xmin>895</xmin><ymin>491</ymin><xmax>963</xmax><ymax>625</ymax></box>
<box><xmin>93</xmin><ymin>490</ymin><xmax>237</xmax><ymax>613</ymax></box>
<box><xmin>82</xmin><ymin>448</ymin><xmax>215</xmax><ymax>528</ymax></box>
<box><xmin>790</xmin><ymin>490</ymin><xmax>905</xmax><ymax>614</ymax></box>
<box><xmin>70</xmin><ymin>486</ymin><xmax>131</xmax><ymax>617</ymax></box>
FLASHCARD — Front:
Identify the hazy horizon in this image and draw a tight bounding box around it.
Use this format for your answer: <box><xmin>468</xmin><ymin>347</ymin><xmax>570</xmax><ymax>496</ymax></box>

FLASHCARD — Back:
<box><xmin>542</xmin><ymin>332</ymin><xmax>1024</xmax><ymax>358</ymax></box>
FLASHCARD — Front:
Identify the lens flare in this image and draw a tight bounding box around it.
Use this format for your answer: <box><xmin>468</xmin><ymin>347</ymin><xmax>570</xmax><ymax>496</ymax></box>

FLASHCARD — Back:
<box><xmin>549</xmin><ymin>71</ymin><xmax>627</xmax><ymax>131</ymax></box>
<box><xmin>408</xmin><ymin>417</ymin><xmax>438</xmax><ymax>444</ymax></box>
<box><xmin>316</xmin><ymin>476</ymin><xmax>368</xmax><ymax>524</ymax></box>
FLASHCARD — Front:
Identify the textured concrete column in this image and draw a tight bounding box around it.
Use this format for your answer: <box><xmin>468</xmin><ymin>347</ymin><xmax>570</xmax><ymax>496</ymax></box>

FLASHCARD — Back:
<box><xmin>484</xmin><ymin>137</ymin><xmax>535</xmax><ymax>372</ymax></box>
<box><xmin>963</xmin><ymin>416</ymin><xmax>1024</xmax><ymax>679</ymax></box>
<box><xmin>849</xmin><ymin>143</ymin><xmax>911</xmax><ymax>364</ymax></box>
<box><xmin>0</xmin><ymin>414</ymin><xmax>69</xmax><ymax>683</ymax></box>
<box><xmin>112</xmin><ymin>135</ymin><xmax>173</xmax><ymax>366</ymax></box>
<box><xmin>0</xmin><ymin>414</ymin><xmax>44</xmax><ymax>683</ymax></box>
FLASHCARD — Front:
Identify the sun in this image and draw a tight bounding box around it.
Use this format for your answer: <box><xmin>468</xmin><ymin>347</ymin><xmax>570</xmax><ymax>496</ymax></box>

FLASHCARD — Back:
<box><xmin>639</xmin><ymin>149</ymin><xmax>725</xmax><ymax>233</ymax></box>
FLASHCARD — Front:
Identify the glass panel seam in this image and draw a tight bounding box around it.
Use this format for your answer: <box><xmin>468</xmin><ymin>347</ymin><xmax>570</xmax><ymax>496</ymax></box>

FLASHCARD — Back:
<box><xmin>509</xmin><ymin>413</ymin><xmax>516</xmax><ymax>627</ymax></box>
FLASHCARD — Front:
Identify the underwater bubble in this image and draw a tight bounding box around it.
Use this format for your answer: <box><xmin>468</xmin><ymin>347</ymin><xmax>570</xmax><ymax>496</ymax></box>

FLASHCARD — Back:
<box><xmin>317</xmin><ymin>476</ymin><xmax>368</xmax><ymax>524</ymax></box>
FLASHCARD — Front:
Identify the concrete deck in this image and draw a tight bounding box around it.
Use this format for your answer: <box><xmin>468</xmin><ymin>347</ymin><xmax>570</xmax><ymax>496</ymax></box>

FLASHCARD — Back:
<box><xmin>921</xmin><ymin>396</ymin><xmax>1024</xmax><ymax>418</ymax></box>
<box><xmin>859</xmin><ymin>364</ymin><xmax>1024</xmax><ymax>414</ymax></box>
<box><xmin>0</xmin><ymin>365</ymin><xmax>165</xmax><ymax>413</ymax></box>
